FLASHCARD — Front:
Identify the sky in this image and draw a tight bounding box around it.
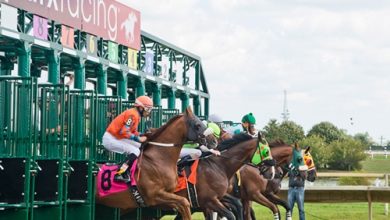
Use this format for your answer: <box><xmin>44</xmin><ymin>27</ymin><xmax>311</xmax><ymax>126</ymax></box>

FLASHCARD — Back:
<box><xmin>121</xmin><ymin>0</ymin><xmax>390</xmax><ymax>144</ymax></box>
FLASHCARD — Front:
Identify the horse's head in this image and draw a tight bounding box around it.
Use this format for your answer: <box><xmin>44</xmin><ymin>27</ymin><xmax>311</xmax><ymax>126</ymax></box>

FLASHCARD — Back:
<box><xmin>184</xmin><ymin>107</ymin><xmax>218</xmax><ymax>148</ymax></box>
<box><xmin>288</xmin><ymin>143</ymin><xmax>308</xmax><ymax>180</ymax></box>
<box><xmin>270</xmin><ymin>141</ymin><xmax>307</xmax><ymax>178</ymax></box>
<box><xmin>303</xmin><ymin>146</ymin><xmax>317</xmax><ymax>182</ymax></box>
<box><xmin>253</xmin><ymin>132</ymin><xmax>276</xmax><ymax>180</ymax></box>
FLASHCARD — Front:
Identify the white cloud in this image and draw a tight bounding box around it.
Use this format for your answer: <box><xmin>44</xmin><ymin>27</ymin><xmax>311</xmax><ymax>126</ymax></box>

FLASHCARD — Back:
<box><xmin>119</xmin><ymin>0</ymin><xmax>390</xmax><ymax>143</ymax></box>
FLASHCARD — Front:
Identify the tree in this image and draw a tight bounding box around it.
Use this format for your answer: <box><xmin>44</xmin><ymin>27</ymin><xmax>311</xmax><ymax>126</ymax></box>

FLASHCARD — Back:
<box><xmin>262</xmin><ymin>119</ymin><xmax>281</xmax><ymax>142</ymax></box>
<box><xmin>262</xmin><ymin>119</ymin><xmax>305</xmax><ymax>144</ymax></box>
<box><xmin>299</xmin><ymin>135</ymin><xmax>329</xmax><ymax>169</ymax></box>
<box><xmin>279</xmin><ymin>121</ymin><xmax>305</xmax><ymax>144</ymax></box>
<box><xmin>353</xmin><ymin>132</ymin><xmax>374</xmax><ymax>149</ymax></box>
<box><xmin>307</xmin><ymin>122</ymin><xmax>346</xmax><ymax>144</ymax></box>
<box><xmin>327</xmin><ymin>138</ymin><xmax>367</xmax><ymax>171</ymax></box>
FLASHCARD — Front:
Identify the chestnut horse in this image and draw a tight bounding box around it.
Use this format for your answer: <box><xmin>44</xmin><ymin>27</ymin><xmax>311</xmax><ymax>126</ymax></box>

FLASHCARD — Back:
<box><xmin>174</xmin><ymin>133</ymin><xmax>276</xmax><ymax>220</ymax></box>
<box><xmin>233</xmin><ymin>142</ymin><xmax>312</xmax><ymax>220</ymax></box>
<box><xmin>95</xmin><ymin>108</ymin><xmax>217</xmax><ymax>220</ymax></box>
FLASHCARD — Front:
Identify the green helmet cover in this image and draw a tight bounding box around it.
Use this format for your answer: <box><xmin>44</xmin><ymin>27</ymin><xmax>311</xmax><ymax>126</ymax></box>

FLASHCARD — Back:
<box><xmin>207</xmin><ymin>122</ymin><xmax>221</xmax><ymax>138</ymax></box>
<box><xmin>242</xmin><ymin>113</ymin><xmax>256</xmax><ymax>124</ymax></box>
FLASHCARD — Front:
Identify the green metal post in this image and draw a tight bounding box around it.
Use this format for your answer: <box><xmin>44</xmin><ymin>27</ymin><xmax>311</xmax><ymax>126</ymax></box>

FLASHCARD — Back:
<box><xmin>181</xmin><ymin>93</ymin><xmax>189</xmax><ymax>112</ymax></box>
<box><xmin>18</xmin><ymin>42</ymin><xmax>31</xmax><ymax>77</ymax></box>
<box><xmin>97</xmin><ymin>65</ymin><xmax>107</xmax><ymax>95</ymax></box>
<box><xmin>204</xmin><ymin>98</ymin><xmax>209</xmax><ymax>118</ymax></box>
<box><xmin>136</xmin><ymin>77</ymin><xmax>145</xmax><ymax>97</ymax></box>
<box><xmin>195</xmin><ymin>61</ymin><xmax>200</xmax><ymax>90</ymax></box>
<box><xmin>74</xmin><ymin>58</ymin><xmax>86</xmax><ymax>90</ymax></box>
<box><xmin>117</xmin><ymin>73</ymin><xmax>128</xmax><ymax>100</ymax></box>
<box><xmin>152</xmin><ymin>83</ymin><xmax>161</xmax><ymax>106</ymax></box>
<box><xmin>193</xmin><ymin>95</ymin><xmax>200</xmax><ymax>116</ymax></box>
<box><xmin>47</xmin><ymin>50</ymin><xmax>61</xmax><ymax>84</ymax></box>
<box><xmin>167</xmin><ymin>89</ymin><xmax>176</xmax><ymax>109</ymax></box>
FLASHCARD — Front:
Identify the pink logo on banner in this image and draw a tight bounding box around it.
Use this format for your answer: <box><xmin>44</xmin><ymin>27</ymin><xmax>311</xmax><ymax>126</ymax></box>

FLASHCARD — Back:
<box><xmin>1</xmin><ymin>0</ymin><xmax>141</xmax><ymax>50</ymax></box>
<box><xmin>33</xmin><ymin>15</ymin><xmax>47</xmax><ymax>40</ymax></box>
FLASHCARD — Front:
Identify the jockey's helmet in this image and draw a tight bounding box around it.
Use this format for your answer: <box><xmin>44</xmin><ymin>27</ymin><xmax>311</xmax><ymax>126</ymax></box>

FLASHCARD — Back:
<box><xmin>241</xmin><ymin>113</ymin><xmax>256</xmax><ymax>124</ymax></box>
<box><xmin>208</xmin><ymin>114</ymin><xmax>223</xmax><ymax>123</ymax></box>
<box><xmin>207</xmin><ymin>122</ymin><xmax>221</xmax><ymax>139</ymax></box>
<box><xmin>135</xmin><ymin>96</ymin><xmax>153</xmax><ymax>113</ymax></box>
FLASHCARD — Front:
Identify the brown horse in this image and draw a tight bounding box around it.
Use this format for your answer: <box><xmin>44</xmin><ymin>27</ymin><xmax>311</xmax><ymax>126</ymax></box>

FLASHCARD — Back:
<box><xmin>247</xmin><ymin>146</ymin><xmax>316</xmax><ymax>220</ymax></box>
<box><xmin>174</xmin><ymin>133</ymin><xmax>276</xmax><ymax>220</ymax></box>
<box><xmin>234</xmin><ymin>142</ymin><xmax>311</xmax><ymax>220</ymax></box>
<box><xmin>95</xmin><ymin>108</ymin><xmax>217</xmax><ymax>220</ymax></box>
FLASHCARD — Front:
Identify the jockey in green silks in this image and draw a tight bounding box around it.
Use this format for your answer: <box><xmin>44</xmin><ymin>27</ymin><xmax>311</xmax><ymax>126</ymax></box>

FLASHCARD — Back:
<box><xmin>233</xmin><ymin>113</ymin><xmax>258</xmax><ymax>137</ymax></box>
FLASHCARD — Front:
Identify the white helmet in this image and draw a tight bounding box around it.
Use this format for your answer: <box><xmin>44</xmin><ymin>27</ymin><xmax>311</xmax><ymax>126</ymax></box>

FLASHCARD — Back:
<box><xmin>208</xmin><ymin>114</ymin><xmax>223</xmax><ymax>123</ymax></box>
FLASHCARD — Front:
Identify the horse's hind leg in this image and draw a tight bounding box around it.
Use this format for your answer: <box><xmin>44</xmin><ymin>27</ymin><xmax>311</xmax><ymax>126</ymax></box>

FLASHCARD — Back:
<box><xmin>222</xmin><ymin>194</ymin><xmax>243</xmax><ymax>220</ymax></box>
<box><xmin>154</xmin><ymin>191</ymin><xmax>192</xmax><ymax>220</ymax></box>
<box><xmin>252</xmin><ymin>192</ymin><xmax>280</xmax><ymax>220</ymax></box>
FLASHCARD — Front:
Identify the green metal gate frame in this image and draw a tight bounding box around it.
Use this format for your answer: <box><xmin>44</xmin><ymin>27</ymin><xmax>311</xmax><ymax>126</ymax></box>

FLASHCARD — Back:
<box><xmin>0</xmin><ymin>76</ymin><xmax>36</xmax><ymax>220</ymax></box>
<box><xmin>30</xmin><ymin>83</ymin><xmax>67</xmax><ymax>220</ymax></box>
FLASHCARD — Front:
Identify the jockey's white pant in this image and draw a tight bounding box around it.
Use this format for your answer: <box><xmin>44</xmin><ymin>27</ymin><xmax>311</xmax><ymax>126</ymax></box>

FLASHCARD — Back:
<box><xmin>102</xmin><ymin>132</ymin><xmax>141</xmax><ymax>156</ymax></box>
<box><xmin>179</xmin><ymin>148</ymin><xmax>202</xmax><ymax>159</ymax></box>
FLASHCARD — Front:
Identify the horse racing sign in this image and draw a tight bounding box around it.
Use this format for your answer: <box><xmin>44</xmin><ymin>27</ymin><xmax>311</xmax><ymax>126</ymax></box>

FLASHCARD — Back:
<box><xmin>0</xmin><ymin>0</ymin><xmax>141</xmax><ymax>50</ymax></box>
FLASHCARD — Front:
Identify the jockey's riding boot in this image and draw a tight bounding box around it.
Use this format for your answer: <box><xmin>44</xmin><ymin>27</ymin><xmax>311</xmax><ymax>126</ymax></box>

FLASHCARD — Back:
<box><xmin>114</xmin><ymin>153</ymin><xmax>137</xmax><ymax>183</ymax></box>
<box><xmin>177</xmin><ymin>155</ymin><xmax>192</xmax><ymax>176</ymax></box>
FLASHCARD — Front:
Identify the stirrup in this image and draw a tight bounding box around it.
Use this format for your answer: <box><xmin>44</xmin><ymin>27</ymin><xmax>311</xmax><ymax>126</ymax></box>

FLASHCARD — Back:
<box><xmin>114</xmin><ymin>172</ymin><xmax>131</xmax><ymax>183</ymax></box>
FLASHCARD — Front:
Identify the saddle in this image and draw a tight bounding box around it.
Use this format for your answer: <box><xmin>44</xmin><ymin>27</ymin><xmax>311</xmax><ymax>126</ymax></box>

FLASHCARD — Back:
<box><xmin>175</xmin><ymin>160</ymin><xmax>200</xmax><ymax>208</ymax></box>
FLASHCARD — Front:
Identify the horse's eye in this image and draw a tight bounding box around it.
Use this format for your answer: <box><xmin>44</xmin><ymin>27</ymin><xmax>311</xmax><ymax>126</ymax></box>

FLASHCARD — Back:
<box><xmin>297</xmin><ymin>158</ymin><xmax>302</xmax><ymax>163</ymax></box>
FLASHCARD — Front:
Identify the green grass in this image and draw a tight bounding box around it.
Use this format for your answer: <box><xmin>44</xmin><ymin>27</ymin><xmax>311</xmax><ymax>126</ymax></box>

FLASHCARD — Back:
<box><xmin>362</xmin><ymin>155</ymin><xmax>390</xmax><ymax>173</ymax></box>
<box><xmin>161</xmin><ymin>203</ymin><xmax>390</xmax><ymax>220</ymax></box>
<box><xmin>161</xmin><ymin>157</ymin><xmax>390</xmax><ymax>220</ymax></box>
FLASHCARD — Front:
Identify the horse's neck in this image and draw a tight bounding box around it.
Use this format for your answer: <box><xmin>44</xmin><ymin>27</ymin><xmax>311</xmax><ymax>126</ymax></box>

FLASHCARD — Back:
<box><xmin>272</xmin><ymin>146</ymin><xmax>293</xmax><ymax>168</ymax></box>
<box><xmin>142</xmin><ymin>124</ymin><xmax>186</xmax><ymax>167</ymax></box>
<box><xmin>214</xmin><ymin>139</ymin><xmax>257</xmax><ymax>179</ymax></box>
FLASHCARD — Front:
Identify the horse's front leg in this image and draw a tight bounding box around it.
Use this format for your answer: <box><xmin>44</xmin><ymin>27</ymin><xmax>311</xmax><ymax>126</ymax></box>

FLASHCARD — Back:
<box><xmin>265</xmin><ymin>193</ymin><xmax>291</xmax><ymax>220</ymax></box>
<box><xmin>251</xmin><ymin>191</ymin><xmax>280</xmax><ymax>220</ymax></box>
<box><xmin>154</xmin><ymin>191</ymin><xmax>192</xmax><ymax>220</ymax></box>
<box><xmin>222</xmin><ymin>194</ymin><xmax>243</xmax><ymax>220</ymax></box>
<box><xmin>241</xmin><ymin>199</ymin><xmax>253</xmax><ymax>220</ymax></box>
<box><xmin>204</xmin><ymin>199</ymin><xmax>236</xmax><ymax>220</ymax></box>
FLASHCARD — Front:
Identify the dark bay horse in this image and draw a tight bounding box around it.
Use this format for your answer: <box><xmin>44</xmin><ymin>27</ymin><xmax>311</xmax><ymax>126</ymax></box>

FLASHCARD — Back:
<box><xmin>95</xmin><ymin>108</ymin><xmax>217</xmax><ymax>220</ymax></box>
<box><xmin>175</xmin><ymin>133</ymin><xmax>276</xmax><ymax>220</ymax></box>
<box><xmin>233</xmin><ymin>142</ymin><xmax>313</xmax><ymax>220</ymax></box>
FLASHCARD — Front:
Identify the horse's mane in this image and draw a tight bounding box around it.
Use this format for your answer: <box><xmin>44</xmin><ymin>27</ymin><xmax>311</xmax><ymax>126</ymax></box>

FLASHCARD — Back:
<box><xmin>218</xmin><ymin>133</ymin><xmax>253</xmax><ymax>151</ymax></box>
<box><xmin>144</xmin><ymin>114</ymin><xmax>183</xmax><ymax>140</ymax></box>
<box><xmin>269</xmin><ymin>139</ymin><xmax>288</xmax><ymax>148</ymax></box>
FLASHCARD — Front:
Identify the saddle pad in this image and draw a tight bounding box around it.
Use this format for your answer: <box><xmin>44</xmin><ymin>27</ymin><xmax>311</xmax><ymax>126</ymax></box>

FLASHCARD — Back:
<box><xmin>175</xmin><ymin>159</ymin><xmax>199</xmax><ymax>192</ymax></box>
<box><xmin>97</xmin><ymin>164</ymin><xmax>128</xmax><ymax>197</ymax></box>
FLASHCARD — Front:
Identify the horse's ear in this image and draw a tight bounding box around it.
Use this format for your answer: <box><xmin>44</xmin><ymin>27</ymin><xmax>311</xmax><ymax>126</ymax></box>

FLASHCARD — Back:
<box><xmin>294</xmin><ymin>142</ymin><xmax>300</xmax><ymax>150</ymax></box>
<box><xmin>185</xmin><ymin>106</ymin><xmax>193</xmax><ymax>117</ymax></box>
<box><xmin>304</xmin><ymin>146</ymin><xmax>311</xmax><ymax>154</ymax></box>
